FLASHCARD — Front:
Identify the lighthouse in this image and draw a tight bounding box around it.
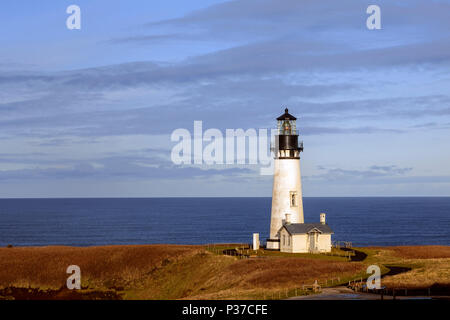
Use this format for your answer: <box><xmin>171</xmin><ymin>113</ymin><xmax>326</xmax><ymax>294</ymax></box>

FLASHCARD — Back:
<box><xmin>266</xmin><ymin>108</ymin><xmax>304</xmax><ymax>250</ymax></box>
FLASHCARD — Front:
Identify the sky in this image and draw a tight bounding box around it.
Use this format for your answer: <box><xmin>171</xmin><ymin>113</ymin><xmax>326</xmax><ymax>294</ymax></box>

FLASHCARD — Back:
<box><xmin>0</xmin><ymin>0</ymin><xmax>450</xmax><ymax>198</ymax></box>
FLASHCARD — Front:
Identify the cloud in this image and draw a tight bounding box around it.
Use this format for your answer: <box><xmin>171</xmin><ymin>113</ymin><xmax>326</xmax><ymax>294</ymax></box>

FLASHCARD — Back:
<box><xmin>310</xmin><ymin>165</ymin><xmax>413</xmax><ymax>181</ymax></box>
<box><xmin>0</xmin><ymin>154</ymin><xmax>254</xmax><ymax>182</ymax></box>
<box><xmin>301</xmin><ymin>126</ymin><xmax>402</xmax><ymax>135</ymax></box>
<box><xmin>368</xmin><ymin>165</ymin><xmax>413</xmax><ymax>175</ymax></box>
<box><xmin>144</xmin><ymin>0</ymin><xmax>450</xmax><ymax>43</ymax></box>
<box><xmin>3</xmin><ymin>88</ymin><xmax>444</xmax><ymax>137</ymax></box>
<box><xmin>107</xmin><ymin>33</ymin><xmax>192</xmax><ymax>45</ymax></box>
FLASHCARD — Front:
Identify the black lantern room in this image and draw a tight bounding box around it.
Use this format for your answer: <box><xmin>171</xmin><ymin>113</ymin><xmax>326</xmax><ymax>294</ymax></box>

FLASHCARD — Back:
<box><xmin>275</xmin><ymin>108</ymin><xmax>303</xmax><ymax>159</ymax></box>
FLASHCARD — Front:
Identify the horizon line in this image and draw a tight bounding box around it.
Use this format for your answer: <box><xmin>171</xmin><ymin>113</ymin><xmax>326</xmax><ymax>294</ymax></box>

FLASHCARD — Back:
<box><xmin>1</xmin><ymin>195</ymin><xmax>450</xmax><ymax>200</ymax></box>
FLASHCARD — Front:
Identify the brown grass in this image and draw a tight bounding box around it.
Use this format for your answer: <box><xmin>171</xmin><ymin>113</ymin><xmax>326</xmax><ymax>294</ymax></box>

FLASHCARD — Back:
<box><xmin>2</xmin><ymin>244</ymin><xmax>448</xmax><ymax>299</ymax></box>
<box><xmin>381</xmin><ymin>259</ymin><xmax>450</xmax><ymax>290</ymax></box>
<box><xmin>364</xmin><ymin>246</ymin><xmax>450</xmax><ymax>290</ymax></box>
<box><xmin>0</xmin><ymin>244</ymin><xmax>365</xmax><ymax>299</ymax></box>
<box><xmin>386</xmin><ymin>246</ymin><xmax>450</xmax><ymax>259</ymax></box>
<box><xmin>0</xmin><ymin>245</ymin><xmax>201</xmax><ymax>290</ymax></box>
<box><xmin>367</xmin><ymin>245</ymin><xmax>450</xmax><ymax>259</ymax></box>
<box><xmin>225</xmin><ymin>258</ymin><xmax>362</xmax><ymax>288</ymax></box>
<box><xmin>133</xmin><ymin>251</ymin><xmax>365</xmax><ymax>299</ymax></box>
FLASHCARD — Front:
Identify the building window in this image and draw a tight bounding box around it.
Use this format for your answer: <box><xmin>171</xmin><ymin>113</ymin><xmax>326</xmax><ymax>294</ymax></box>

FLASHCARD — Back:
<box><xmin>290</xmin><ymin>191</ymin><xmax>297</xmax><ymax>207</ymax></box>
<box><xmin>287</xmin><ymin>236</ymin><xmax>290</xmax><ymax>246</ymax></box>
<box><xmin>282</xmin><ymin>235</ymin><xmax>286</xmax><ymax>246</ymax></box>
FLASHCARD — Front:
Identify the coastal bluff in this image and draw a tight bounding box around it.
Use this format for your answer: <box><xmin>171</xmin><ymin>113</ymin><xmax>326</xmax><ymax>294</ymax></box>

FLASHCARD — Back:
<box><xmin>0</xmin><ymin>244</ymin><xmax>449</xmax><ymax>300</ymax></box>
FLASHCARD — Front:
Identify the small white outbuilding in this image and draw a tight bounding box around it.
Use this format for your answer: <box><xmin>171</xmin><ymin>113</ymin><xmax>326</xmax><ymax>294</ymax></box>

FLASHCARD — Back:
<box><xmin>278</xmin><ymin>213</ymin><xmax>333</xmax><ymax>253</ymax></box>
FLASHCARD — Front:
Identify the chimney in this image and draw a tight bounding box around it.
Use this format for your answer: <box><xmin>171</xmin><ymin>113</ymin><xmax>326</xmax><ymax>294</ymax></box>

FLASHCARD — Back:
<box><xmin>285</xmin><ymin>213</ymin><xmax>291</xmax><ymax>225</ymax></box>
<box><xmin>320</xmin><ymin>213</ymin><xmax>326</xmax><ymax>225</ymax></box>
<box><xmin>252</xmin><ymin>233</ymin><xmax>260</xmax><ymax>250</ymax></box>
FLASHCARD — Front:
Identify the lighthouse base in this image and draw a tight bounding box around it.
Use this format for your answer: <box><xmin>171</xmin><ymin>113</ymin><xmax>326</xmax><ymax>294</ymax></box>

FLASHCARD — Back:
<box><xmin>265</xmin><ymin>238</ymin><xmax>280</xmax><ymax>250</ymax></box>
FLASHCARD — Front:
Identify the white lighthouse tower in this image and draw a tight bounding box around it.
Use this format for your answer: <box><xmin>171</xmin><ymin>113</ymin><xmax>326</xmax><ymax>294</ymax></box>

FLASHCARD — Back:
<box><xmin>266</xmin><ymin>108</ymin><xmax>304</xmax><ymax>250</ymax></box>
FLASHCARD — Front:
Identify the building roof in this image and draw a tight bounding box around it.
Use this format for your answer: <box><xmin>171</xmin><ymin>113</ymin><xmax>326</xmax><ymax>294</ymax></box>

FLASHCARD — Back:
<box><xmin>281</xmin><ymin>223</ymin><xmax>334</xmax><ymax>235</ymax></box>
<box><xmin>277</xmin><ymin>108</ymin><xmax>297</xmax><ymax>121</ymax></box>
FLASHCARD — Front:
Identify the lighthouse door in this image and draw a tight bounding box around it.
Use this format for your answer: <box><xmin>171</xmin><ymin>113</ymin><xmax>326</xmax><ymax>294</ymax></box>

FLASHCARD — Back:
<box><xmin>309</xmin><ymin>233</ymin><xmax>316</xmax><ymax>252</ymax></box>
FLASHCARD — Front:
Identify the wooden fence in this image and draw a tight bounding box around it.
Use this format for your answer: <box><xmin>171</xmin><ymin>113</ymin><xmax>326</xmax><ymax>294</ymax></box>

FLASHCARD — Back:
<box><xmin>332</xmin><ymin>241</ymin><xmax>353</xmax><ymax>249</ymax></box>
<box><xmin>348</xmin><ymin>278</ymin><xmax>434</xmax><ymax>299</ymax></box>
<box><xmin>206</xmin><ymin>243</ymin><xmax>252</xmax><ymax>259</ymax></box>
<box><xmin>260</xmin><ymin>277</ymin><xmax>344</xmax><ymax>300</ymax></box>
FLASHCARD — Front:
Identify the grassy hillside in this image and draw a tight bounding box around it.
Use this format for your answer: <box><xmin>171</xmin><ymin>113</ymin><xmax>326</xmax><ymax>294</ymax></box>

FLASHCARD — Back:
<box><xmin>0</xmin><ymin>244</ymin><xmax>448</xmax><ymax>299</ymax></box>
<box><xmin>364</xmin><ymin>246</ymin><xmax>450</xmax><ymax>290</ymax></box>
<box><xmin>0</xmin><ymin>245</ymin><xmax>200</xmax><ymax>297</ymax></box>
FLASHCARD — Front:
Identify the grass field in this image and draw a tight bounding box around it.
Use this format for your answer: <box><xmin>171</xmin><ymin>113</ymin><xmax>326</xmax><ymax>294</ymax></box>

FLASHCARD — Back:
<box><xmin>0</xmin><ymin>244</ymin><xmax>448</xmax><ymax>299</ymax></box>
<box><xmin>363</xmin><ymin>246</ymin><xmax>450</xmax><ymax>291</ymax></box>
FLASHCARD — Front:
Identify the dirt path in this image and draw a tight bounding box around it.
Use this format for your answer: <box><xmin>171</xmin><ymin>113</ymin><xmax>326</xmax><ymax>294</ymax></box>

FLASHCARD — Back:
<box><xmin>287</xmin><ymin>286</ymin><xmax>431</xmax><ymax>300</ymax></box>
<box><xmin>288</xmin><ymin>264</ymin><xmax>422</xmax><ymax>300</ymax></box>
<box><xmin>341</xmin><ymin>248</ymin><xmax>367</xmax><ymax>262</ymax></box>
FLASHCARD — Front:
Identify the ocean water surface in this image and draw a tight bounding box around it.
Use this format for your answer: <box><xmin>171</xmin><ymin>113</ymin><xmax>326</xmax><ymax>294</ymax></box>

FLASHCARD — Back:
<box><xmin>0</xmin><ymin>197</ymin><xmax>449</xmax><ymax>247</ymax></box>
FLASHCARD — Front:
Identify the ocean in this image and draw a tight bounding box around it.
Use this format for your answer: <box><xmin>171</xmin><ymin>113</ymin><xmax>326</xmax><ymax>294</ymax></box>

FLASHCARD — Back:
<box><xmin>0</xmin><ymin>197</ymin><xmax>449</xmax><ymax>247</ymax></box>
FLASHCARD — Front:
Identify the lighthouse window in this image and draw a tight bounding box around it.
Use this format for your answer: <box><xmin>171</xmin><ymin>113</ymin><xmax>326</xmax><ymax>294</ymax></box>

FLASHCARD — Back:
<box><xmin>282</xmin><ymin>120</ymin><xmax>291</xmax><ymax>135</ymax></box>
<box><xmin>290</xmin><ymin>191</ymin><xmax>297</xmax><ymax>207</ymax></box>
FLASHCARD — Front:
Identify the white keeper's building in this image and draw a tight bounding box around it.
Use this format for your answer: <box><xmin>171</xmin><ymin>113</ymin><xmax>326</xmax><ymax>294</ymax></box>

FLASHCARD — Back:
<box><xmin>279</xmin><ymin>213</ymin><xmax>333</xmax><ymax>253</ymax></box>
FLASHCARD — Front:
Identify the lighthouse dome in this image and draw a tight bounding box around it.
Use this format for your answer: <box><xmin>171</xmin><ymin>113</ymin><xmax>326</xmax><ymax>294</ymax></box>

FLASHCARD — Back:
<box><xmin>277</xmin><ymin>108</ymin><xmax>297</xmax><ymax>121</ymax></box>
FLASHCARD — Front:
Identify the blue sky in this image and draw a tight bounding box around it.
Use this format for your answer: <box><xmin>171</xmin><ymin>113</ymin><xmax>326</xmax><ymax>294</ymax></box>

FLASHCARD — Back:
<box><xmin>0</xmin><ymin>0</ymin><xmax>450</xmax><ymax>197</ymax></box>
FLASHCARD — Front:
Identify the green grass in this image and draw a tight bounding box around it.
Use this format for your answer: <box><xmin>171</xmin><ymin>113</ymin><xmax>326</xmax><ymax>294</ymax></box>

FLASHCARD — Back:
<box><xmin>206</xmin><ymin>244</ymin><xmax>353</xmax><ymax>262</ymax></box>
<box><xmin>251</xmin><ymin>248</ymin><xmax>350</xmax><ymax>261</ymax></box>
